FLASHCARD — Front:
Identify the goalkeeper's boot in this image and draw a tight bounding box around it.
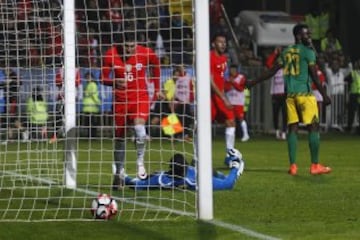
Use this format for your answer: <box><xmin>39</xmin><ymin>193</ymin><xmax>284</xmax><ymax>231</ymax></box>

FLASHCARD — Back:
<box><xmin>288</xmin><ymin>163</ymin><xmax>298</xmax><ymax>176</ymax></box>
<box><xmin>112</xmin><ymin>168</ymin><xmax>126</xmax><ymax>190</ymax></box>
<box><xmin>310</xmin><ymin>163</ymin><xmax>331</xmax><ymax>175</ymax></box>
<box><xmin>137</xmin><ymin>164</ymin><xmax>148</xmax><ymax>180</ymax></box>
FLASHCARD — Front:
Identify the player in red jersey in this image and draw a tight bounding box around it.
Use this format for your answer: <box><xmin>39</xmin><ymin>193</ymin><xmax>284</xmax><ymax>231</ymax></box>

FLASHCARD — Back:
<box><xmin>101</xmin><ymin>33</ymin><xmax>164</xmax><ymax>189</ymax></box>
<box><xmin>210</xmin><ymin>32</ymin><xmax>236</xmax><ymax>151</ymax></box>
<box><xmin>225</xmin><ymin>64</ymin><xmax>250</xmax><ymax>142</ymax></box>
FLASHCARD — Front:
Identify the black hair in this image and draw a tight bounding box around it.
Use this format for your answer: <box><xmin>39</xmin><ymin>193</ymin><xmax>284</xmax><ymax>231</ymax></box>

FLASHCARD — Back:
<box><xmin>85</xmin><ymin>71</ymin><xmax>95</xmax><ymax>79</ymax></box>
<box><xmin>32</xmin><ymin>86</ymin><xmax>44</xmax><ymax>101</ymax></box>
<box><xmin>168</xmin><ymin>153</ymin><xmax>188</xmax><ymax>178</ymax></box>
<box><xmin>124</xmin><ymin>32</ymin><xmax>136</xmax><ymax>42</ymax></box>
<box><xmin>9</xmin><ymin>71</ymin><xmax>17</xmax><ymax>79</ymax></box>
<box><xmin>292</xmin><ymin>23</ymin><xmax>309</xmax><ymax>37</ymax></box>
<box><xmin>229</xmin><ymin>64</ymin><xmax>238</xmax><ymax>69</ymax></box>
<box><xmin>211</xmin><ymin>31</ymin><xmax>227</xmax><ymax>43</ymax></box>
<box><xmin>172</xmin><ymin>68</ymin><xmax>181</xmax><ymax>75</ymax></box>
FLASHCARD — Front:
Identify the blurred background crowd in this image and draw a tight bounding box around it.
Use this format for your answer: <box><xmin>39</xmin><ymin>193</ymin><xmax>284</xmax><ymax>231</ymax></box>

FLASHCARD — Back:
<box><xmin>0</xmin><ymin>0</ymin><xmax>359</xmax><ymax>143</ymax></box>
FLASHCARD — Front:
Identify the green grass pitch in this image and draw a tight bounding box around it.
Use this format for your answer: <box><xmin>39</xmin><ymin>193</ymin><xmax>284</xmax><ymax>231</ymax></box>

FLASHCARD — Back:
<box><xmin>0</xmin><ymin>133</ymin><xmax>359</xmax><ymax>239</ymax></box>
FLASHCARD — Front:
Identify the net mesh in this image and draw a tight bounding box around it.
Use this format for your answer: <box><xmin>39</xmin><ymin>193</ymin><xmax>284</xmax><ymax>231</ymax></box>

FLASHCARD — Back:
<box><xmin>0</xmin><ymin>0</ymin><xmax>196</xmax><ymax>221</ymax></box>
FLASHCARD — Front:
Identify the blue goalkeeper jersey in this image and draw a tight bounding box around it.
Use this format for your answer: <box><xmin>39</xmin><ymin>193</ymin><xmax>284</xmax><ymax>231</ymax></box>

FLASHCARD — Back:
<box><xmin>124</xmin><ymin>166</ymin><xmax>239</xmax><ymax>191</ymax></box>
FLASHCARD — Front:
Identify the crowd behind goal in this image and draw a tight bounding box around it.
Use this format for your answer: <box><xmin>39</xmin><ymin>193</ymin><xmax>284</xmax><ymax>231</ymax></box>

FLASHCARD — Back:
<box><xmin>0</xmin><ymin>0</ymin><xmax>359</xmax><ymax>144</ymax></box>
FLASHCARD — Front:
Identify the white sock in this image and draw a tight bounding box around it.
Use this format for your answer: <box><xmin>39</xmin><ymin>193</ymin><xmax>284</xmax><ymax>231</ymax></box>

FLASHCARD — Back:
<box><xmin>134</xmin><ymin>124</ymin><xmax>147</xmax><ymax>165</ymax></box>
<box><xmin>225</xmin><ymin>127</ymin><xmax>236</xmax><ymax>150</ymax></box>
<box><xmin>241</xmin><ymin>120</ymin><xmax>249</xmax><ymax>137</ymax></box>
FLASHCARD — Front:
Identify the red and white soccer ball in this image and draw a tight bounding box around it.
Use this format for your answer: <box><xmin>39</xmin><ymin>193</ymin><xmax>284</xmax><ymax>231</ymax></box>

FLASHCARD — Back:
<box><xmin>91</xmin><ymin>193</ymin><xmax>118</xmax><ymax>220</ymax></box>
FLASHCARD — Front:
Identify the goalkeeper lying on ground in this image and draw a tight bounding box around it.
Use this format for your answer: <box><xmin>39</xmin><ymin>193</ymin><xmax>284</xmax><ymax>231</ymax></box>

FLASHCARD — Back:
<box><xmin>122</xmin><ymin>149</ymin><xmax>245</xmax><ymax>191</ymax></box>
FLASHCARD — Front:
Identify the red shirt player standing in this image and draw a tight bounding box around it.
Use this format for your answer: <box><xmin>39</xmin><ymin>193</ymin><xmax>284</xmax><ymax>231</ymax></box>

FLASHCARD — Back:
<box><xmin>225</xmin><ymin>64</ymin><xmax>250</xmax><ymax>142</ymax></box>
<box><xmin>101</xmin><ymin>33</ymin><xmax>164</xmax><ymax>189</ymax></box>
<box><xmin>210</xmin><ymin>32</ymin><xmax>237</xmax><ymax>151</ymax></box>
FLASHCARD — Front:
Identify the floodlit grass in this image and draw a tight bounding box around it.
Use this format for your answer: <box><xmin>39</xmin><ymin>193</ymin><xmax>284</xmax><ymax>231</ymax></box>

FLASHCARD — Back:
<box><xmin>0</xmin><ymin>133</ymin><xmax>359</xmax><ymax>239</ymax></box>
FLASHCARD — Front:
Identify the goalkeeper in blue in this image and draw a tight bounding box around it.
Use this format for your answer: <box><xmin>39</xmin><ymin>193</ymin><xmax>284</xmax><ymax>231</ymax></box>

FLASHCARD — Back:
<box><xmin>121</xmin><ymin>148</ymin><xmax>245</xmax><ymax>191</ymax></box>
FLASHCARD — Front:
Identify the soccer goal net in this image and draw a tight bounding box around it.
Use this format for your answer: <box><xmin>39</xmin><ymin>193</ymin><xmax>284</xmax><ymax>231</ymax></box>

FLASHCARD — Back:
<box><xmin>0</xmin><ymin>0</ymin><xmax>212</xmax><ymax>221</ymax></box>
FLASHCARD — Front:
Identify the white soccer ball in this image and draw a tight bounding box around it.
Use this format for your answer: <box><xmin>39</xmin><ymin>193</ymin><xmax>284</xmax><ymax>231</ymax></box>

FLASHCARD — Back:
<box><xmin>90</xmin><ymin>193</ymin><xmax>118</xmax><ymax>219</ymax></box>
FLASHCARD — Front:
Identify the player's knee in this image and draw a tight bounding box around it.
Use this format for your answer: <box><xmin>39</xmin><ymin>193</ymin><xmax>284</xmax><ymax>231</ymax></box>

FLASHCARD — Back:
<box><xmin>225</xmin><ymin>119</ymin><xmax>236</xmax><ymax>127</ymax></box>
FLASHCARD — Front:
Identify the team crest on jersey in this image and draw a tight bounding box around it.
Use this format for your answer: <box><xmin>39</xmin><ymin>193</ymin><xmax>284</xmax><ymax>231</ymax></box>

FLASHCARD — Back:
<box><xmin>136</xmin><ymin>63</ymin><xmax>143</xmax><ymax>70</ymax></box>
<box><xmin>125</xmin><ymin>64</ymin><xmax>132</xmax><ymax>72</ymax></box>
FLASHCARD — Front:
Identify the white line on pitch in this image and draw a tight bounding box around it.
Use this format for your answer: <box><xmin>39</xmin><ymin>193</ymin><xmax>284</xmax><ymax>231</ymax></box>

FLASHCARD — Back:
<box><xmin>1</xmin><ymin>170</ymin><xmax>281</xmax><ymax>240</ymax></box>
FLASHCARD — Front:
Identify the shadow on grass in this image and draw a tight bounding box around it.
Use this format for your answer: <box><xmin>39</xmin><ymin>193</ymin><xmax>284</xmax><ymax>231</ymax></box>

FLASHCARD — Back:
<box><xmin>196</xmin><ymin>220</ymin><xmax>218</xmax><ymax>240</ymax></box>
<box><xmin>238</xmin><ymin>168</ymin><xmax>285</xmax><ymax>173</ymax></box>
<box><xmin>291</xmin><ymin>174</ymin><xmax>334</xmax><ymax>184</ymax></box>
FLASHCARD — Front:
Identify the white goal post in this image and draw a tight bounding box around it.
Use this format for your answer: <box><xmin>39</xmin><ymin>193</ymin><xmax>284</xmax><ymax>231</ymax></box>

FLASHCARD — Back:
<box><xmin>194</xmin><ymin>0</ymin><xmax>213</xmax><ymax>220</ymax></box>
<box><xmin>0</xmin><ymin>0</ymin><xmax>213</xmax><ymax>221</ymax></box>
<box><xmin>63</xmin><ymin>0</ymin><xmax>77</xmax><ymax>189</ymax></box>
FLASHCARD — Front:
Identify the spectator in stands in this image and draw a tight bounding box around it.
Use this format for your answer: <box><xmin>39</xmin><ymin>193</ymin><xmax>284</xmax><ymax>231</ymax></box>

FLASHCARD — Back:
<box><xmin>28</xmin><ymin>41</ymin><xmax>42</xmax><ymax>67</ymax></box>
<box><xmin>85</xmin><ymin>0</ymin><xmax>101</xmax><ymax>32</ymax></box>
<box><xmin>82</xmin><ymin>72</ymin><xmax>101</xmax><ymax>138</ymax></box>
<box><xmin>124</xmin><ymin>148</ymin><xmax>245</xmax><ymax>191</ymax></box>
<box><xmin>209</xmin><ymin>0</ymin><xmax>223</xmax><ymax>26</ymax></box>
<box><xmin>225</xmin><ymin>64</ymin><xmax>250</xmax><ymax>142</ymax></box>
<box><xmin>321</xmin><ymin>28</ymin><xmax>342</xmax><ymax>54</ymax></box>
<box><xmin>166</xmin><ymin>11</ymin><xmax>193</xmax><ymax>64</ymax></box>
<box><xmin>158</xmin><ymin>0</ymin><xmax>170</xmax><ymax>28</ymax></box>
<box><xmin>170</xmin><ymin>65</ymin><xmax>195</xmax><ymax>140</ymax></box>
<box><xmin>121</xmin><ymin>2</ymin><xmax>138</xmax><ymax>34</ymax></box>
<box><xmin>77</xmin><ymin>29</ymin><xmax>99</xmax><ymax>68</ymax></box>
<box><xmin>244</xmin><ymin>88</ymin><xmax>250</xmax><ymax>123</ymax></box>
<box><xmin>2</xmin><ymin>70</ymin><xmax>25</xmax><ymax>140</ymax></box>
<box><xmin>238</xmin><ymin>39</ymin><xmax>262</xmax><ymax>67</ymax></box>
<box><xmin>45</xmin><ymin>23</ymin><xmax>63</xmax><ymax>67</ymax></box>
<box><xmin>26</xmin><ymin>86</ymin><xmax>48</xmax><ymax>140</ymax></box>
<box><xmin>265</xmin><ymin>47</ymin><xmax>287</xmax><ymax>140</ymax></box>
<box><xmin>305</xmin><ymin>5</ymin><xmax>330</xmax><ymax>51</ymax></box>
<box><xmin>345</xmin><ymin>59</ymin><xmax>360</xmax><ymax>134</ymax></box>
<box><xmin>338</xmin><ymin>51</ymin><xmax>352</xmax><ymax>69</ymax></box>
<box><xmin>210</xmin><ymin>16</ymin><xmax>231</xmax><ymax>41</ymax></box>
<box><xmin>105</xmin><ymin>0</ymin><xmax>122</xmax><ymax>33</ymax></box>
<box><xmin>324</xmin><ymin>58</ymin><xmax>349</xmax><ymax>129</ymax></box>
<box><xmin>144</xmin><ymin>0</ymin><xmax>160</xmax><ymax>49</ymax></box>
<box><xmin>316</xmin><ymin>52</ymin><xmax>327</xmax><ymax>71</ymax></box>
